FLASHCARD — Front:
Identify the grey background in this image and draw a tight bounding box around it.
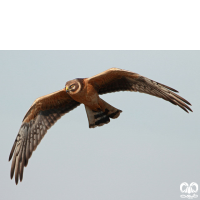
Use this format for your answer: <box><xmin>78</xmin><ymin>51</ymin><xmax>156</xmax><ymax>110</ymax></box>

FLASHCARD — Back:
<box><xmin>0</xmin><ymin>51</ymin><xmax>199</xmax><ymax>200</ymax></box>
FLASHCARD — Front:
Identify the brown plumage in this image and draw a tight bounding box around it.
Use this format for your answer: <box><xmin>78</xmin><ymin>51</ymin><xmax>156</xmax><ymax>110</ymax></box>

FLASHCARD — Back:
<box><xmin>9</xmin><ymin>68</ymin><xmax>192</xmax><ymax>184</ymax></box>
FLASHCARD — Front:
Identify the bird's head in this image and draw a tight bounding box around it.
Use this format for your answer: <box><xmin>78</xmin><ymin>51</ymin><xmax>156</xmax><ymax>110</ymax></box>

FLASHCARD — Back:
<box><xmin>65</xmin><ymin>79</ymin><xmax>81</xmax><ymax>94</ymax></box>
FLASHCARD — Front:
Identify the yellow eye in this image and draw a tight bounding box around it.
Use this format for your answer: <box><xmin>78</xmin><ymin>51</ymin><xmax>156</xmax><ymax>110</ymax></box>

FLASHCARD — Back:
<box><xmin>70</xmin><ymin>85</ymin><xmax>75</xmax><ymax>89</ymax></box>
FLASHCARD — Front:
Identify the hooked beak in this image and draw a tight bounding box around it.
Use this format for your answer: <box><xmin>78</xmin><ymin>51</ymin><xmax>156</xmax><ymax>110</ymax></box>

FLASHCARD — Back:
<box><xmin>65</xmin><ymin>86</ymin><xmax>70</xmax><ymax>92</ymax></box>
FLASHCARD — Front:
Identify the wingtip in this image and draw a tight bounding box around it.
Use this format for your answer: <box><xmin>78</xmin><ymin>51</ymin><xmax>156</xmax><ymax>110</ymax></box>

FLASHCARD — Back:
<box><xmin>15</xmin><ymin>176</ymin><xmax>18</xmax><ymax>185</ymax></box>
<box><xmin>8</xmin><ymin>155</ymin><xmax>12</xmax><ymax>162</ymax></box>
<box><xmin>169</xmin><ymin>88</ymin><xmax>179</xmax><ymax>93</ymax></box>
<box><xmin>187</xmin><ymin>105</ymin><xmax>193</xmax><ymax>112</ymax></box>
<box><xmin>10</xmin><ymin>171</ymin><xmax>14</xmax><ymax>180</ymax></box>
<box><xmin>184</xmin><ymin>107</ymin><xmax>193</xmax><ymax>113</ymax></box>
<box><xmin>184</xmin><ymin>100</ymin><xmax>192</xmax><ymax>106</ymax></box>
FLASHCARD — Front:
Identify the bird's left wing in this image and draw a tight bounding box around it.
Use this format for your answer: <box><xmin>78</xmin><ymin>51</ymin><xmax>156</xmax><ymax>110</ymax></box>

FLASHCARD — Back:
<box><xmin>9</xmin><ymin>89</ymin><xmax>80</xmax><ymax>184</ymax></box>
<box><xmin>87</xmin><ymin>68</ymin><xmax>192</xmax><ymax>113</ymax></box>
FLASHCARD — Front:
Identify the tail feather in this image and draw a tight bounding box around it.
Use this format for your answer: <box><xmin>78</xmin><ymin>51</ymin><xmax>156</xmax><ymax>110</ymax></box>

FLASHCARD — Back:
<box><xmin>85</xmin><ymin>100</ymin><xmax>122</xmax><ymax>128</ymax></box>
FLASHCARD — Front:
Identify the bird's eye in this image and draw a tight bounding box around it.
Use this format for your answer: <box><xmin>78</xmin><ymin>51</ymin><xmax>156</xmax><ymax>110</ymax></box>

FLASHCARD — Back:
<box><xmin>70</xmin><ymin>85</ymin><xmax>75</xmax><ymax>89</ymax></box>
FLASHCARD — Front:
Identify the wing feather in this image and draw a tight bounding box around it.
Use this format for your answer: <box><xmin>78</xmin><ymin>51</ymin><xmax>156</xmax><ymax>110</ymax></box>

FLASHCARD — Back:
<box><xmin>19</xmin><ymin>141</ymin><xmax>25</xmax><ymax>181</ymax></box>
<box><xmin>9</xmin><ymin>89</ymin><xmax>80</xmax><ymax>184</ymax></box>
<box><xmin>88</xmin><ymin>68</ymin><xmax>192</xmax><ymax>113</ymax></box>
<box><xmin>10</xmin><ymin>150</ymin><xmax>17</xmax><ymax>179</ymax></box>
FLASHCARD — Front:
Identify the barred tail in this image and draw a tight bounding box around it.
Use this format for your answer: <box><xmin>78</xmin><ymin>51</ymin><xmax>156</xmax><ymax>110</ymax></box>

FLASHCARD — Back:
<box><xmin>85</xmin><ymin>100</ymin><xmax>122</xmax><ymax>128</ymax></box>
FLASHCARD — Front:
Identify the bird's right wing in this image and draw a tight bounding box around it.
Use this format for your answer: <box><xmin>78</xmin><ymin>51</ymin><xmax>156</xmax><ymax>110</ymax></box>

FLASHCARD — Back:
<box><xmin>9</xmin><ymin>88</ymin><xmax>80</xmax><ymax>184</ymax></box>
<box><xmin>87</xmin><ymin>68</ymin><xmax>192</xmax><ymax>113</ymax></box>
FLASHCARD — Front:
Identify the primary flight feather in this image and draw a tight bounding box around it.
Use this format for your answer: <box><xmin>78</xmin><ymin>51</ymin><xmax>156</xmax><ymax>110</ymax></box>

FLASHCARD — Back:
<box><xmin>9</xmin><ymin>68</ymin><xmax>192</xmax><ymax>184</ymax></box>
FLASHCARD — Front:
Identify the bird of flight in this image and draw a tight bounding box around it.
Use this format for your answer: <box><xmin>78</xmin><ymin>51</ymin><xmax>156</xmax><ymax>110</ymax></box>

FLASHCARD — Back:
<box><xmin>9</xmin><ymin>68</ymin><xmax>192</xmax><ymax>184</ymax></box>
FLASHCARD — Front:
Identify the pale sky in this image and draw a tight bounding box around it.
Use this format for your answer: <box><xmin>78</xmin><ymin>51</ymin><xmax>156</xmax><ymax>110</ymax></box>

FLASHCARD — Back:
<box><xmin>0</xmin><ymin>51</ymin><xmax>199</xmax><ymax>200</ymax></box>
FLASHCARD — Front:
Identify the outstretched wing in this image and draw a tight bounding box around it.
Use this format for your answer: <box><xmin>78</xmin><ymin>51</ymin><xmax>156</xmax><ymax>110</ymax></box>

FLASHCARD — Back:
<box><xmin>9</xmin><ymin>89</ymin><xmax>80</xmax><ymax>184</ymax></box>
<box><xmin>87</xmin><ymin>68</ymin><xmax>192</xmax><ymax>113</ymax></box>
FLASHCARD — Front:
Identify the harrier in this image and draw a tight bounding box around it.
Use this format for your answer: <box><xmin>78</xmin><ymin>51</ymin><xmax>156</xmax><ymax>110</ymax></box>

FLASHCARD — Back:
<box><xmin>9</xmin><ymin>68</ymin><xmax>192</xmax><ymax>184</ymax></box>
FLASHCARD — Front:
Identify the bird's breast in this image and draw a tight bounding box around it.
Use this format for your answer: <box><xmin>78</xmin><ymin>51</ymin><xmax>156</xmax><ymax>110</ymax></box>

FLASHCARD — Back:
<box><xmin>69</xmin><ymin>83</ymin><xmax>99</xmax><ymax>106</ymax></box>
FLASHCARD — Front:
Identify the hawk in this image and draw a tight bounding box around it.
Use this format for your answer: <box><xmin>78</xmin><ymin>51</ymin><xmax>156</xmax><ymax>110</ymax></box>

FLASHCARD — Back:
<box><xmin>9</xmin><ymin>68</ymin><xmax>192</xmax><ymax>184</ymax></box>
